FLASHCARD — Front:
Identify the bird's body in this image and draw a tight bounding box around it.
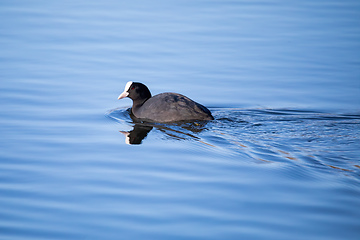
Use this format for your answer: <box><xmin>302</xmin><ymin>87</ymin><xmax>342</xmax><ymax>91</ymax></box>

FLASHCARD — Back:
<box><xmin>118</xmin><ymin>82</ymin><xmax>214</xmax><ymax>123</ymax></box>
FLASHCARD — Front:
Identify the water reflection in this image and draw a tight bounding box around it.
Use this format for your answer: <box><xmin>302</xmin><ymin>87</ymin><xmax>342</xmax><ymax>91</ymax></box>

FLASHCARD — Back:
<box><xmin>120</xmin><ymin>124</ymin><xmax>153</xmax><ymax>145</ymax></box>
<box><xmin>110</xmin><ymin>108</ymin><xmax>211</xmax><ymax>144</ymax></box>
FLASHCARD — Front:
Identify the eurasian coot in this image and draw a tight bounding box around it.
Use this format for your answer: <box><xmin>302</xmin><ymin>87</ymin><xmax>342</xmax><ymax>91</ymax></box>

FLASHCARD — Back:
<box><xmin>118</xmin><ymin>81</ymin><xmax>214</xmax><ymax>122</ymax></box>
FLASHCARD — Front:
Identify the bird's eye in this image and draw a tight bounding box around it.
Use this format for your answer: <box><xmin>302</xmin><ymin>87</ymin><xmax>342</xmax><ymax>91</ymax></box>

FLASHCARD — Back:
<box><xmin>131</xmin><ymin>86</ymin><xmax>135</xmax><ymax>90</ymax></box>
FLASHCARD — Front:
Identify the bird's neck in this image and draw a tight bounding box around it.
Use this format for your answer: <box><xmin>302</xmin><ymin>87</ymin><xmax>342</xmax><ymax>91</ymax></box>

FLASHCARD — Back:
<box><xmin>131</xmin><ymin>98</ymin><xmax>149</xmax><ymax>116</ymax></box>
<box><xmin>132</xmin><ymin>97</ymin><xmax>148</xmax><ymax>107</ymax></box>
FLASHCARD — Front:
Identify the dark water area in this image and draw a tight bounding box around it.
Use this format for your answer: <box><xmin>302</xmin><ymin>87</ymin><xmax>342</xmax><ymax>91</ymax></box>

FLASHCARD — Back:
<box><xmin>1</xmin><ymin>1</ymin><xmax>360</xmax><ymax>240</ymax></box>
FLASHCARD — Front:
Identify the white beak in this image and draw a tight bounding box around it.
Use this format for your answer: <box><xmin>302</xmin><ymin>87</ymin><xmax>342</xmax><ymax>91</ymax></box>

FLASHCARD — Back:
<box><xmin>118</xmin><ymin>91</ymin><xmax>129</xmax><ymax>100</ymax></box>
<box><xmin>118</xmin><ymin>81</ymin><xmax>133</xmax><ymax>100</ymax></box>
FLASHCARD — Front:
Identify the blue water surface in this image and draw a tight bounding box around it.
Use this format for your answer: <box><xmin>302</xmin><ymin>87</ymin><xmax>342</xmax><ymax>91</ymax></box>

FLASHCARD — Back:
<box><xmin>1</xmin><ymin>1</ymin><xmax>360</xmax><ymax>240</ymax></box>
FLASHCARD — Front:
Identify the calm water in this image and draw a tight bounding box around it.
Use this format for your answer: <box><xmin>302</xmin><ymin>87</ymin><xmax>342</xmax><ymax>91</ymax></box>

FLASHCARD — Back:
<box><xmin>1</xmin><ymin>1</ymin><xmax>360</xmax><ymax>239</ymax></box>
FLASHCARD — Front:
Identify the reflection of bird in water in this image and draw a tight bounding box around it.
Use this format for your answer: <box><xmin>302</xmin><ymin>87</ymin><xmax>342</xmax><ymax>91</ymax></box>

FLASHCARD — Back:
<box><xmin>119</xmin><ymin>120</ymin><xmax>211</xmax><ymax>145</ymax></box>
<box><xmin>120</xmin><ymin>124</ymin><xmax>153</xmax><ymax>145</ymax></box>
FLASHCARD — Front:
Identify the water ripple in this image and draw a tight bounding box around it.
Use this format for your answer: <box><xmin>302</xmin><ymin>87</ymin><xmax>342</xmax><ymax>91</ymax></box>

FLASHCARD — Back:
<box><xmin>108</xmin><ymin>107</ymin><xmax>360</xmax><ymax>179</ymax></box>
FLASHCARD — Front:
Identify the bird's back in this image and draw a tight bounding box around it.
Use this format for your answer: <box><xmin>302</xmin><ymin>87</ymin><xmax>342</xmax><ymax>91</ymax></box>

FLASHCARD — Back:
<box><xmin>132</xmin><ymin>92</ymin><xmax>214</xmax><ymax>122</ymax></box>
